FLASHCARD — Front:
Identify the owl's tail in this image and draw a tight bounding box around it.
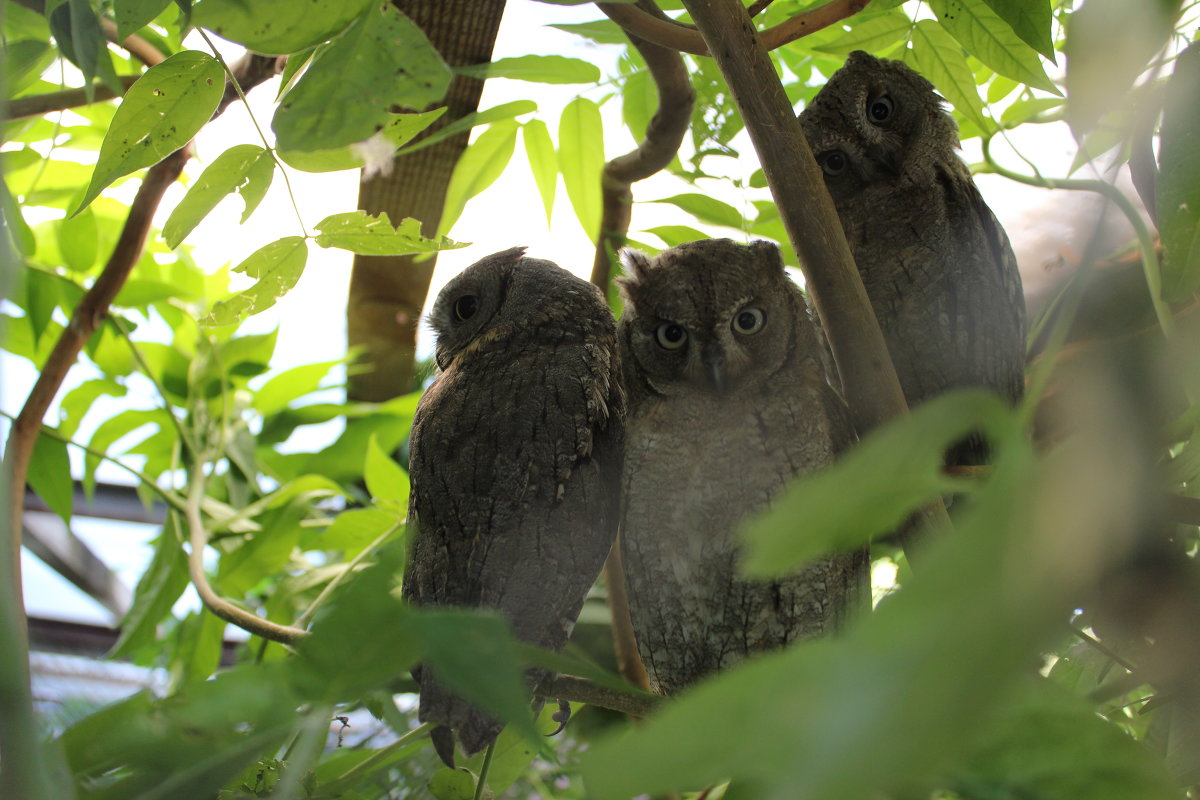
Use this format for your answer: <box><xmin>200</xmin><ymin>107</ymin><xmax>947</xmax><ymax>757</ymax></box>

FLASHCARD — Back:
<box><xmin>415</xmin><ymin>667</ymin><xmax>504</xmax><ymax>767</ymax></box>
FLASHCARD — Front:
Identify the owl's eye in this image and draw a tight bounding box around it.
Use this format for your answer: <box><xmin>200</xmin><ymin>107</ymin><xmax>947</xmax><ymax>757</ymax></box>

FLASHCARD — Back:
<box><xmin>820</xmin><ymin>150</ymin><xmax>848</xmax><ymax>176</ymax></box>
<box><xmin>868</xmin><ymin>94</ymin><xmax>894</xmax><ymax>124</ymax></box>
<box><xmin>732</xmin><ymin>307</ymin><xmax>765</xmax><ymax>335</ymax></box>
<box><xmin>655</xmin><ymin>322</ymin><xmax>688</xmax><ymax>350</ymax></box>
<box><xmin>454</xmin><ymin>294</ymin><xmax>479</xmax><ymax>321</ymax></box>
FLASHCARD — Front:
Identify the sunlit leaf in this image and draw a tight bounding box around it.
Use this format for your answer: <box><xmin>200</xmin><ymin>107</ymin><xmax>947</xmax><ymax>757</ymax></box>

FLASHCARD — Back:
<box><xmin>651</xmin><ymin>193</ymin><xmax>743</xmax><ymax>230</ymax></box>
<box><xmin>457</xmin><ymin>54</ymin><xmax>600</xmax><ymax>84</ymax></box>
<box><xmin>111</xmin><ymin>522</ymin><xmax>190</xmax><ymax>658</ymax></box>
<box><xmin>114</xmin><ymin>0</ymin><xmax>172</xmax><ymax>42</ymax></box>
<box><xmin>163</xmin><ymin>145</ymin><xmax>274</xmax><ymax>248</ymax></box>
<box><xmin>364</xmin><ymin>432</ymin><xmax>409</xmax><ymax>506</ymax></box>
<box><xmin>73</xmin><ymin>51</ymin><xmax>224</xmax><ymax>216</ymax></box>
<box><xmin>548</xmin><ymin>19</ymin><xmax>628</xmax><ymax>44</ymax></box>
<box><xmin>202</xmin><ymin>236</ymin><xmax>308</xmax><ymax>327</ymax></box>
<box><xmin>438</xmin><ymin>120</ymin><xmax>520</xmax><ymax>235</ymax></box>
<box><xmin>395</xmin><ymin>101</ymin><xmax>535</xmax><ymax>159</ymax></box>
<box><xmin>59</xmin><ymin>377</ymin><xmax>126</xmax><ymax>438</ymax></box>
<box><xmin>252</xmin><ymin>359</ymin><xmax>342</xmax><ymax>417</ymax></box>
<box><xmin>981</xmin><ymin>0</ymin><xmax>1055</xmax><ymax>60</ymax></box>
<box><xmin>315</xmin><ymin>211</ymin><xmax>467</xmax><ymax>256</ymax></box>
<box><xmin>523</xmin><ymin>119</ymin><xmax>557</xmax><ymax>226</ymax></box>
<box><xmin>429</xmin><ymin>767</ymin><xmax>475</xmax><ymax>800</ymax></box>
<box><xmin>559</xmin><ymin>96</ymin><xmax>605</xmax><ymax>241</ymax></box>
<box><xmin>271</xmin><ymin>3</ymin><xmax>450</xmax><ymax>152</ymax></box>
<box><xmin>193</xmin><ymin>0</ymin><xmax>373</xmax><ymax>55</ymax></box>
<box><xmin>1156</xmin><ymin>41</ymin><xmax>1200</xmax><ymax>302</ymax></box>
<box><xmin>813</xmin><ymin>10</ymin><xmax>912</xmax><ymax>55</ymax></box>
<box><xmin>643</xmin><ymin>225</ymin><xmax>712</xmax><ymax>249</ymax></box>
<box><xmin>622</xmin><ymin>67</ymin><xmax>657</xmax><ymax>142</ymax></box>
<box><xmin>48</xmin><ymin>0</ymin><xmax>121</xmax><ymax>97</ymax></box>
<box><xmin>908</xmin><ymin>20</ymin><xmax>992</xmax><ymax>135</ymax></box>
<box><xmin>27</xmin><ymin>432</ymin><xmax>73</xmax><ymax>525</ymax></box>
<box><xmin>276</xmin><ymin>108</ymin><xmax>446</xmax><ymax>173</ymax></box>
<box><xmin>929</xmin><ymin>0</ymin><xmax>1060</xmax><ymax>93</ymax></box>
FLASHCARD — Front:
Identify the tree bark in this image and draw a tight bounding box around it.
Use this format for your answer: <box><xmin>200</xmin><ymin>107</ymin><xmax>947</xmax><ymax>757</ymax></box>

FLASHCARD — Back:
<box><xmin>347</xmin><ymin>1</ymin><xmax>508</xmax><ymax>402</ymax></box>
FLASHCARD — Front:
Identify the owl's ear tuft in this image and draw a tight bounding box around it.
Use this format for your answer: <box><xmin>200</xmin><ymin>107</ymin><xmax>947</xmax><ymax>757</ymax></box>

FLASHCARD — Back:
<box><xmin>616</xmin><ymin>248</ymin><xmax>653</xmax><ymax>305</ymax></box>
<box><xmin>750</xmin><ymin>240</ymin><xmax>786</xmax><ymax>275</ymax></box>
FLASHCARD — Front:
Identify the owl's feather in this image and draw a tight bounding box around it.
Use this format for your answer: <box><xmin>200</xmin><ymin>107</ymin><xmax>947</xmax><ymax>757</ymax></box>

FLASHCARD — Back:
<box><xmin>403</xmin><ymin>249</ymin><xmax>624</xmax><ymax>760</ymax></box>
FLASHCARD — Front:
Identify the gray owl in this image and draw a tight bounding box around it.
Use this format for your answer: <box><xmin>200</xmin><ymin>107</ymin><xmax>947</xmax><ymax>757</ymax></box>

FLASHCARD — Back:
<box><xmin>799</xmin><ymin>50</ymin><xmax>1026</xmax><ymax>465</ymax></box>
<box><xmin>402</xmin><ymin>247</ymin><xmax>624</xmax><ymax>764</ymax></box>
<box><xmin>617</xmin><ymin>238</ymin><xmax>869</xmax><ymax>696</ymax></box>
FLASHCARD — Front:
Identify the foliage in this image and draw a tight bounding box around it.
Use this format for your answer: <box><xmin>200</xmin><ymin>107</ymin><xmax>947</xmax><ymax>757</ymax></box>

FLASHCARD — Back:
<box><xmin>3</xmin><ymin>0</ymin><xmax>1200</xmax><ymax>798</ymax></box>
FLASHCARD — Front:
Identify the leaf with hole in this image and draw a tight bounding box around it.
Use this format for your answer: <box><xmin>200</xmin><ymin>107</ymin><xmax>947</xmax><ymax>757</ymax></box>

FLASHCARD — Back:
<box><xmin>202</xmin><ymin>237</ymin><xmax>309</xmax><ymax>327</ymax></box>
<box><xmin>315</xmin><ymin>211</ymin><xmax>466</xmax><ymax>256</ymax></box>
<box><xmin>163</xmin><ymin>145</ymin><xmax>275</xmax><ymax>248</ymax></box>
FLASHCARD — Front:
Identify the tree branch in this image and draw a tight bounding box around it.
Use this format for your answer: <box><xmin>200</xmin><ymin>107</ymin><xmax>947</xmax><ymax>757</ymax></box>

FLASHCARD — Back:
<box><xmin>598</xmin><ymin>0</ymin><xmax>871</xmax><ymax>57</ymax></box>
<box><xmin>539</xmin><ymin>673</ymin><xmax>661</xmax><ymax>718</ymax></box>
<box><xmin>99</xmin><ymin>17</ymin><xmax>165</xmax><ymax>67</ymax></box>
<box><xmin>7</xmin><ymin>76</ymin><xmax>140</xmax><ymax>119</ymax></box>
<box><xmin>675</xmin><ymin>0</ymin><xmax>951</xmax><ymax>546</ymax></box>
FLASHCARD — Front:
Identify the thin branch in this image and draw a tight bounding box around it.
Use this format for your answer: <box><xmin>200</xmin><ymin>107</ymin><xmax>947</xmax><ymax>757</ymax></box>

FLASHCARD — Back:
<box><xmin>538</xmin><ymin>673</ymin><xmax>662</xmax><ymax>718</ymax></box>
<box><xmin>184</xmin><ymin>457</ymin><xmax>308</xmax><ymax>645</ymax></box>
<box><xmin>598</xmin><ymin>0</ymin><xmax>870</xmax><ymax>57</ymax></box>
<box><xmin>7</xmin><ymin>76</ymin><xmax>140</xmax><ymax>120</ymax></box>
<box><xmin>746</xmin><ymin>0</ymin><xmax>777</xmax><ymax>17</ymax></box>
<box><xmin>294</xmin><ymin>521</ymin><xmax>404</xmax><ymax>629</ymax></box>
<box><xmin>3</xmin><ymin>148</ymin><xmax>187</xmax><ymax>619</ymax></box>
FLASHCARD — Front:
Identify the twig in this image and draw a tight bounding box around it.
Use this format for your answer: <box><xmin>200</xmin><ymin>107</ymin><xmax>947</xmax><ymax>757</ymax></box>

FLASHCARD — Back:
<box><xmin>3</xmin><ymin>149</ymin><xmax>187</xmax><ymax>616</ymax></box>
<box><xmin>538</xmin><ymin>673</ymin><xmax>661</xmax><ymax>718</ymax></box>
<box><xmin>473</xmin><ymin>740</ymin><xmax>496</xmax><ymax>800</ymax></box>
<box><xmin>184</xmin><ymin>456</ymin><xmax>309</xmax><ymax>645</ymax></box>
<box><xmin>293</xmin><ymin>521</ymin><xmax>404</xmax><ymax>628</ymax></box>
<box><xmin>746</xmin><ymin>0</ymin><xmax>777</xmax><ymax>17</ymax></box>
<box><xmin>7</xmin><ymin>76</ymin><xmax>140</xmax><ymax>119</ymax></box>
<box><xmin>598</xmin><ymin>0</ymin><xmax>870</xmax><ymax>57</ymax></box>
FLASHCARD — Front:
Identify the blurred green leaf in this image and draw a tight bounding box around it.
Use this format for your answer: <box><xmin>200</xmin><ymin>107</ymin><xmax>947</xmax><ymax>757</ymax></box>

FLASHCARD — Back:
<box><xmin>742</xmin><ymin>390</ymin><xmax>1003</xmax><ymax>576</ymax></box>
<box><xmin>548</xmin><ymin>19</ymin><xmax>628</xmax><ymax>44</ymax></box>
<box><xmin>202</xmin><ymin>236</ymin><xmax>308</xmax><ymax>327</ymax></box>
<box><xmin>558</xmin><ymin>96</ymin><xmax>604</xmax><ymax>241</ymax></box>
<box><xmin>252</xmin><ymin>359</ymin><xmax>342</xmax><ymax>417</ymax></box>
<box><xmin>5</xmin><ymin>39</ymin><xmax>56</xmax><ymax>95</ymax></box>
<box><xmin>364</xmin><ymin>432</ymin><xmax>409</xmax><ymax>505</ymax></box>
<box><xmin>83</xmin><ymin>407</ymin><xmax>169</xmax><ymax>495</ymax></box>
<box><xmin>909</xmin><ymin>20</ymin><xmax>993</xmax><ymax>135</ymax></box>
<box><xmin>217</xmin><ymin>500</ymin><xmax>305</xmax><ymax>596</ymax></box>
<box><xmin>813</xmin><ymin>10</ymin><xmax>912</xmax><ymax>55</ymax></box>
<box><xmin>59</xmin><ymin>377</ymin><xmax>126</xmax><ymax>439</ymax></box>
<box><xmin>651</xmin><ymin>193</ymin><xmax>743</xmax><ymax>230</ymax></box>
<box><xmin>73</xmin><ymin>51</ymin><xmax>224</xmax><ymax>216</ymax></box>
<box><xmin>438</xmin><ymin>120</ymin><xmax>520</xmax><ymax>235</ymax></box>
<box><xmin>314</xmin><ymin>211</ymin><xmax>467</xmax><ymax>255</ymax></box>
<box><xmin>27</xmin><ymin>432</ymin><xmax>73</xmax><ymax>525</ymax></box>
<box><xmin>458</xmin><ymin>54</ymin><xmax>600</xmax><ymax>84</ymax></box>
<box><xmin>395</xmin><ymin>101</ymin><xmax>535</xmax><ymax>159</ymax></box>
<box><xmin>981</xmin><ymin>0</ymin><xmax>1055</xmax><ymax>60</ymax></box>
<box><xmin>194</xmin><ymin>0</ymin><xmax>372</xmax><ymax>55</ymax></box>
<box><xmin>271</xmin><ymin>3</ymin><xmax>450</xmax><ymax>152</ymax></box>
<box><xmin>523</xmin><ymin>119</ymin><xmax>557</xmax><ymax>227</ymax></box>
<box><xmin>48</xmin><ymin>0</ymin><xmax>121</xmax><ymax>97</ymax></box>
<box><xmin>429</xmin><ymin>767</ymin><xmax>476</xmax><ymax>800</ymax></box>
<box><xmin>276</xmin><ymin>107</ymin><xmax>446</xmax><ymax>173</ymax></box>
<box><xmin>1156</xmin><ymin>41</ymin><xmax>1200</xmax><ymax>302</ymax></box>
<box><xmin>163</xmin><ymin>145</ymin><xmax>274</xmax><ymax>248</ymax></box>
<box><xmin>929</xmin><ymin>0</ymin><xmax>1060</xmax><ymax>94</ymax></box>
<box><xmin>114</xmin><ymin>0</ymin><xmax>172</xmax><ymax>42</ymax></box>
<box><xmin>644</xmin><ymin>224</ymin><xmax>712</xmax><ymax>249</ymax></box>
<box><xmin>1001</xmin><ymin>96</ymin><xmax>1064</xmax><ymax>127</ymax></box>
<box><xmin>111</xmin><ymin>522</ymin><xmax>190</xmax><ymax>658</ymax></box>
<box><xmin>621</xmin><ymin>66</ymin><xmax>656</xmax><ymax>143</ymax></box>
<box><xmin>168</xmin><ymin>609</ymin><xmax>227</xmax><ymax>689</ymax></box>
<box><xmin>306</xmin><ymin>507</ymin><xmax>402</xmax><ymax>555</ymax></box>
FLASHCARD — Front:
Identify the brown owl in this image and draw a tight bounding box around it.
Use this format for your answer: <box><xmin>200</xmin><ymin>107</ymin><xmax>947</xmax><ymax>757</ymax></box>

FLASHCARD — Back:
<box><xmin>799</xmin><ymin>50</ymin><xmax>1026</xmax><ymax>465</ymax></box>
<box><xmin>402</xmin><ymin>247</ymin><xmax>624</xmax><ymax>764</ymax></box>
<box><xmin>617</xmin><ymin>238</ymin><xmax>869</xmax><ymax>696</ymax></box>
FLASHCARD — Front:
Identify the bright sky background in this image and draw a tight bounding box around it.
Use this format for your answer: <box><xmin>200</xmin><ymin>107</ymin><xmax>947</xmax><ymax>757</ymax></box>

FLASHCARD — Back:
<box><xmin>13</xmin><ymin>1</ymin><xmax>1138</xmax><ymax>625</ymax></box>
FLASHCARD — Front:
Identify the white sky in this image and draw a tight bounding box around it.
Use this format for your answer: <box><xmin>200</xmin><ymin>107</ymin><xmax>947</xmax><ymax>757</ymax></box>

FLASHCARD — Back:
<box><xmin>13</xmin><ymin>2</ymin><xmax>1132</xmax><ymax>624</ymax></box>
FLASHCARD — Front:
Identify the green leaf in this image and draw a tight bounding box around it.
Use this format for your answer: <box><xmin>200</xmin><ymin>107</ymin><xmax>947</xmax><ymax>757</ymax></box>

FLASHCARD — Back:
<box><xmin>314</xmin><ymin>211</ymin><xmax>467</xmax><ymax>256</ymax></box>
<box><xmin>929</xmin><ymin>0</ymin><xmax>1059</xmax><ymax>94</ymax></box>
<box><xmin>83</xmin><ymin>408</ymin><xmax>169</xmax><ymax>496</ymax></box>
<box><xmin>622</xmin><ymin>67</ymin><xmax>657</xmax><ymax>142</ymax></box>
<box><xmin>56</xmin><ymin>206</ymin><xmax>98</xmax><ymax>271</ymax></box>
<box><xmin>1156</xmin><ymin>41</ymin><xmax>1200</xmax><ymax>302</ymax></box>
<box><xmin>955</xmin><ymin>678</ymin><xmax>1181</xmax><ymax>800</ymax></box>
<box><xmin>981</xmin><ymin>0</ymin><xmax>1055</xmax><ymax>60</ymax></box>
<box><xmin>48</xmin><ymin>0</ymin><xmax>121</xmax><ymax>97</ymax></box>
<box><xmin>813</xmin><ymin>10</ymin><xmax>912</xmax><ymax>55</ymax></box>
<box><xmin>457</xmin><ymin>54</ymin><xmax>600</xmax><ymax>84</ymax></box>
<box><xmin>1064</xmin><ymin>0</ymin><xmax>1178</xmax><ymax>133</ymax></box>
<box><xmin>644</xmin><ymin>225</ymin><xmax>713</xmax><ymax>249</ymax></box>
<box><xmin>276</xmin><ymin>108</ymin><xmax>446</xmax><ymax>173</ymax></box>
<box><xmin>742</xmin><ymin>390</ymin><xmax>1006</xmax><ymax>577</ymax></box>
<box><xmin>429</xmin><ymin>767</ymin><xmax>476</xmax><ymax>800</ymax></box>
<box><xmin>364</xmin><ymin>433</ymin><xmax>409</xmax><ymax>505</ymax></box>
<box><xmin>193</xmin><ymin>0</ymin><xmax>373</xmax><ymax>55</ymax></box>
<box><xmin>307</xmin><ymin>507</ymin><xmax>402</xmax><ymax>555</ymax></box>
<box><xmin>59</xmin><ymin>377</ymin><xmax>126</xmax><ymax>439</ymax></box>
<box><xmin>394</xmin><ymin>101</ymin><xmax>535</xmax><ymax>159</ymax></box>
<box><xmin>114</xmin><ymin>0</ymin><xmax>172</xmax><ymax>42</ymax></box>
<box><xmin>169</xmin><ymin>609</ymin><xmax>227</xmax><ymax>689</ymax></box>
<box><xmin>5</xmin><ymin>39</ymin><xmax>56</xmax><ymax>95</ymax></box>
<box><xmin>202</xmin><ymin>237</ymin><xmax>308</xmax><ymax>327</ymax></box>
<box><xmin>252</xmin><ymin>359</ymin><xmax>342</xmax><ymax>417</ymax></box>
<box><xmin>271</xmin><ymin>3</ymin><xmax>450</xmax><ymax>152</ymax></box>
<box><xmin>217</xmin><ymin>500</ymin><xmax>305</xmax><ymax>595</ymax></box>
<box><xmin>523</xmin><ymin>119</ymin><xmax>557</xmax><ymax>227</ymax></box>
<box><xmin>1000</xmin><ymin>96</ymin><xmax>1064</xmax><ymax>127</ymax></box>
<box><xmin>908</xmin><ymin>20</ymin><xmax>992</xmax><ymax>136</ymax></box>
<box><xmin>438</xmin><ymin>120</ymin><xmax>520</xmax><ymax>235</ymax></box>
<box><xmin>110</xmin><ymin>523</ymin><xmax>190</xmax><ymax>658</ymax></box>
<box><xmin>163</xmin><ymin>145</ymin><xmax>274</xmax><ymax>248</ymax></box>
<box><xmin>27</xmin><ymin>432</ymin><xmax>73</xmax><ymax>525</ymax></box>
<box><xmin>73</xmin><ymin>51</ymin><xmax>224</xmax><ymax>216</ymax></box>
<box><xmin>650</xmin><ymin>193</ymin><xmax>743</xmax><ymax>230</ymax></box>
<box><xmin>548</xmin><ymin>19</ymin><xmax>629</xmax><ymax>44</ymax></box>
<box><xmin>558</xmin><ymin>96</ymin><xmax>605</xmax><ymax>241</ymax></box>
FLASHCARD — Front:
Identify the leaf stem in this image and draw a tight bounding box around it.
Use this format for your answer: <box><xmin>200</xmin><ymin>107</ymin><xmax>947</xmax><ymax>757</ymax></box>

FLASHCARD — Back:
<box><xmin>294</xmin><ymin>519</ymin><xmax>404</xmax><ymax>628</ymax></box>
<box><xmin>108</xmin><ymin>314</ymin><xmax>197</xmax><ymax>456</ymax></box>
<box><xmin>473</xmin><ymin>740</ymin><xmax>496</xmax><ymax>800</ymax></box>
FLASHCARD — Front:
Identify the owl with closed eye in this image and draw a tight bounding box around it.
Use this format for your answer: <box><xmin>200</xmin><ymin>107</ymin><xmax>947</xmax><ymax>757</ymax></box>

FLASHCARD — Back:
<box><xmin>617</xmin><ymin>238</ymin><xmax>869</xmax><ymax>696</ymax></box>
<box><xmin>402</xmin><ymin>247</ymin><xmax>624</xmax><ymax>764</ymax></box>
<box><xmin>799</xmin><ymin>50</ymin><xmax>1026</xmax><ymax>465</ymax></box>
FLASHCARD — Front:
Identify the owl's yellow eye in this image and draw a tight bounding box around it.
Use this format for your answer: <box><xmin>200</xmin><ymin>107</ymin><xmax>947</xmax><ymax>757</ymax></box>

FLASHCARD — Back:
<box><xmin>454</xmin><ymin>294</ymin><xmax>478</xmax><ymax>321</ymax></box>
<box><xmin>655</xmin><ymin>322</ymin><xmax>688</xmax><ymax>350</ymax></box>
<box><xmin>732</xmin><ymin>307</ymin><xmax>765</xmax><ymax>334</ymax></box>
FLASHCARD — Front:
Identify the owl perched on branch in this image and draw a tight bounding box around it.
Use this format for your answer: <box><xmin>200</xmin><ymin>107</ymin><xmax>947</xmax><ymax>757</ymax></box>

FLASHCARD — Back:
<box><xmin>799</xmin><ymin>50</ymin><xmax>1026</xmax><ymax>465</ymax></box>
<box><xmin>402</xmin><ymin>247</ymin><xmax>624</xmax><ymax>764</ymax></box>
<box><xmin>616</xmin><ymin>238</ymin><xmax>868</xmax><ymax>696</ymax></box>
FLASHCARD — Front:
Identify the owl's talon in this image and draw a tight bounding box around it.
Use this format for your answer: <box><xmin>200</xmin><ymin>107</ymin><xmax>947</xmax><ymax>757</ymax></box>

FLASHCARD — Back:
<box><xmin>547</xmin><ymin>698</ymin><xmax>572</xmax><ymax>736</ymax></box>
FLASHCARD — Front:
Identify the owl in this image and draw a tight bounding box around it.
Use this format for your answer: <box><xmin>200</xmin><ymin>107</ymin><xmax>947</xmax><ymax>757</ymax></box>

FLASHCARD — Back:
<box><xmin>402</xmin><ymin>247</ymin><xmax>624</xmax><ymax>764</ymax></box>
<box><xmin>617</xmin><ymin>238</ymin><xmax>869</xmax><ymax>696</ymax></box>
<box><xmin>799</xmin><ymin>50</ymin><xmax>1026</xmax><ymax>465</ymax></box>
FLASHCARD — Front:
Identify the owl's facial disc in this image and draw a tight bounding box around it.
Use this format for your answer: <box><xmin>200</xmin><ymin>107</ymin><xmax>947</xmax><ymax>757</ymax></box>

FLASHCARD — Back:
<box><xmin>701</xmin><ymin>340</ymin><xmax>726</xmax><ymax>394</ymax></box>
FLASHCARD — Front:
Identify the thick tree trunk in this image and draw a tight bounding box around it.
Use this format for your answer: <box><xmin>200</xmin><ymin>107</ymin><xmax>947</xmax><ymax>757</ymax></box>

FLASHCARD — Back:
<box><xmin>347</xmin><ymin>1</ymin><xmax>508</xmax><ymax>402</ymax></box>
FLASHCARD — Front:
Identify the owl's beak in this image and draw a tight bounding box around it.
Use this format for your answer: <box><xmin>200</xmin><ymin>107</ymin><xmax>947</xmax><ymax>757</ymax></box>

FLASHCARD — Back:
<box><xmin>866</xmin><ymin>144</ymin><xmax>900</xmax><ymax>175</ymax></box>
<box><xmin>701</xmin><ymin>342</ymin><xmax>727</xmax><ymax>394</ymax></box>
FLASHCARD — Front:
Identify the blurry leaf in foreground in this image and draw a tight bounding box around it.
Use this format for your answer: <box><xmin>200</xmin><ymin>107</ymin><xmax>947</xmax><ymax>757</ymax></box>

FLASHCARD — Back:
<box><xmin>741</xmin><ymin>389</ymin><xmax>1004</xmax><ymax>576</ymax></box>
<box><xmin>314</xmin><ymin>211</ymin><xmax>467</xmax><ymax>256</ymax></box>
<box><xmin>1156</xmin><ymin>42</ymin><xmax>1200</xmax><ymax>303</ymax></box>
